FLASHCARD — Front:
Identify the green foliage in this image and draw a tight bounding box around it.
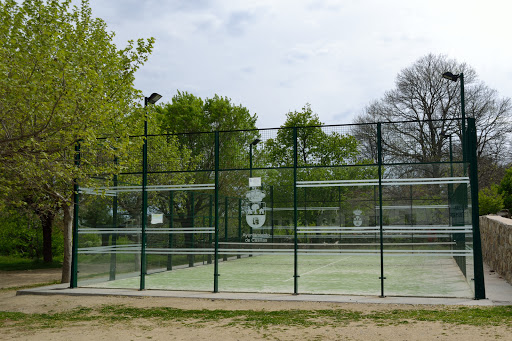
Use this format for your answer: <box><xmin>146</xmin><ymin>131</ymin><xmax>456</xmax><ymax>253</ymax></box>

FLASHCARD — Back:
<box><xmin>479</xmin><ymin>185</ymin><xmax>504</xmax><ymax>215</ymax></box>
<box><xmin>80</xmin><ymin>196</ymin><xmax>112</xmax><ymax>228</ymax></box>
<box><xmin>0</xmin><ymin>255</ymin><xmax>61</xmax><ymax>271</ymax></box>
<box><xmin>264</xmin><ymin>104</ymin><xmax>360</xmax><ymax>168</ymax></box>
<box><xmin>154</xmin><ymin>91</ymin><xmax>258</xmax><ymax>216</ymax></box>
<box><xmin>261</xmin><ymin>105</ymin><xmax>376</xmax><ymax>225</ymax></box>
<box><xmin>0</xmin><ymin>0</ymin><xmax>155</xmax><ymax>270</ymax></box>
<box><xmin>499</xmin><ymin>166</ymin><xmax>512</xmax><ymax>210</ymax></box>
<box><xmin>0</xmin><ymin>0</ymin><xmax>154</xmax><ymax>197</ymax></box>
<box><xmin>156</xmin><ymin>91</ymin><xmax>257</xmax><ymax>134</ymax></box>
<box><xmin>0</xmin><ymin>209</ymin><xmax>62</xmax><ymax>259</ymax></box>
<box><xmin>0</xmin><ymin>211</ymin><xmax>40</xmax><ymax>258</ymax></box>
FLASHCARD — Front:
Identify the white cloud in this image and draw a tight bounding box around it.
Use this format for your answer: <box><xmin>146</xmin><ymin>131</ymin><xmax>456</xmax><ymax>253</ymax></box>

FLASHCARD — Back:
<box><xmin>85</xmin><ymin>0</ymin><xmax>512</xmax><ymax>128</ymax></box>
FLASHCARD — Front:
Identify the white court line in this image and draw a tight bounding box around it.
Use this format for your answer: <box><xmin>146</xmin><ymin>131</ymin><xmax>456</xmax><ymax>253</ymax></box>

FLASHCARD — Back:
<box><xmin>283</xmin><ymin>256</ymin><xmax>353</xmax><ymax>282</ymax></box>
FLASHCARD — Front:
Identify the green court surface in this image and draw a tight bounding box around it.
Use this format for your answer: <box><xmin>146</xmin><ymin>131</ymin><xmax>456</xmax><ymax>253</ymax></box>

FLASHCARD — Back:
<box><xmin>87</xmin><ymin>254</ymin><xmax>474</xmax><ymax>298</ymax></box>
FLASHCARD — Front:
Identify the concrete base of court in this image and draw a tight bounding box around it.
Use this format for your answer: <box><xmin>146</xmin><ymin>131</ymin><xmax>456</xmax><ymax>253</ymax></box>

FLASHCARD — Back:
<box><xmin>17</xmin><ymin>264</ymin><xmax>512</xmax><ymax>306</ymax></box>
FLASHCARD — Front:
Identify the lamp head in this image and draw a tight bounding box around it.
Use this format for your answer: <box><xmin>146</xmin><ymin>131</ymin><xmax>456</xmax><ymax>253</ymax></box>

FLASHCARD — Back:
<box><xmin>442</xmin><ymin>72</ymin><xmax>459</xmax><ymax>82</ymax></box>
<box><xmin>251</xmin><ymin>138</ymin><xmax>261</xmax><ymax>145</ymax></box>
<box><xmin>146</xmin><ymin>93</ymin><xmax>162</xmax><ymax>104</ymax></box>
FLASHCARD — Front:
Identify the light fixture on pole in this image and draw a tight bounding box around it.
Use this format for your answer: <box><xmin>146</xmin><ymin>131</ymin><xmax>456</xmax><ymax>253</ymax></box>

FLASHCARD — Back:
<box><xmin>441</xmin><ymin>72</ymin><xmax>459</xmax><ymax>82</ymax></box>
<box><xmin>442</xmin><ymin>72</ymin><xmax>466</xmax><ymax>161</ymax></box>
<box><xmin>140</xmin><ymin>92</ymin><xmax>162</xmax><ymax>290</ymax></box>
<box><xmin>249</xmin><ymin>138</ymin><xmax>261</xmax><ymax>178</ymax></box>
<box><xmin>145</xmin><ymin>93</ymin><xmax>162</xmax><ymax>106</ymax></box>
<box><xmin>144</xmin><ymin>93</ymin><xmax>162</xmax><ymax>136</ymax></box>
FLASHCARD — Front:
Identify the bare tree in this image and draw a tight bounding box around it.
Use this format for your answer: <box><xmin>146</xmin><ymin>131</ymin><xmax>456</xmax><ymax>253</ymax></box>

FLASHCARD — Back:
<box><xmin>354</xmin><ymin>54</ymin><xmax>512</xmax><ymax>185</ymax></box>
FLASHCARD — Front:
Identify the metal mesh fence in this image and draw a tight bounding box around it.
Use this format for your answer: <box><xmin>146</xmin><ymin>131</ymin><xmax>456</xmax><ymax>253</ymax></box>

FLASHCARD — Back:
<box><xmin>74</xmin><ymin>118</ymin><xmax>483</xmax><ymax>298</ymax></box>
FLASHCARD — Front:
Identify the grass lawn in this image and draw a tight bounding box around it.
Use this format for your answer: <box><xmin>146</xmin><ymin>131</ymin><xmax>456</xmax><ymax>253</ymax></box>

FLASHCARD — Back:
<box><xmin>0</xmin><ymin>255</ymin><xmax>62</xmax><ymax>271</ymax></box>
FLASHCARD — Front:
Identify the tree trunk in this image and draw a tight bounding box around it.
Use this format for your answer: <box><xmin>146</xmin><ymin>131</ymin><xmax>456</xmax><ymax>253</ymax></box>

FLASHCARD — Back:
<box><xmin>41</xmin><ymin>212</ymin><xmax>55</xmax><ymax>263</ymax></box>
<box><xmin>61</xmin><ymin>203</ymin><xmax>73</xmax><ymax>283</ymax></box>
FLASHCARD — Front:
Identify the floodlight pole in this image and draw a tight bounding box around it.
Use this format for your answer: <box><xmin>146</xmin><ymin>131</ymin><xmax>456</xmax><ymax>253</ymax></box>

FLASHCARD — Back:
<box><xmin>293</xmin><ymin>127</ymin><xmax>299</xmax><ymax>295</ymax></box>
<box><xmin>448</xmin><ymin>134</ymin><xmax>453</xmax><ymax>176</ymax></box>
<box><xmin>442</xmin><ymin>133</ymin><xmax>455</xmax><ymax>250</ymax></box>
<box><xmin>249</xmin><ymin>144</ymin><xmax>253</xmax><ymax>177</ymax></box>
<box><xmin>467</xmin><ymin>118</ymin><xmax>486</xmax><ymax>299</ymax></box>
<box><xmin>377</xmin><ymin>123</ymin><xmax>385</xmax><ymax>298</ymax></box>
<box><xmin>167</xmin><ymin>191</ymin><xmax>174</xmax><ymax>270</ymax></box>
<box><xmin>441</xmin><ymin>134</ymin><xmax>454</xmax><ymax>177</ymax></box>
<box><xmin>442</xmin><ymin>72</ymin><xmax>466</xmax><ymax>162</ymax></box>
<box><xmin>249</xmin><ymin>139</ymin><xmax>260</xmax><ymax>178</ymax></box>
<box><xmin>140</xmin><ymin>93</ymin><xmax>161</xmax><ymax>291</ymax></box>
<box><xmin>70</xmin><ymin>141</ymin><xmax>81</xmax><ymax>288</ymax></box>
<box><xmin>214</xmin><ymin>131</ymin><xmax>220</xmax><ymax>292</ymax></box>
<box><xmin>459</xmin><ymin>73</ymin><xmax>466</xmax><ymax>163</ymax></box>
<box><xmin>110</xmin><ymin>157</ymin><xmax>118</xmax><ymax>281</ymax></box>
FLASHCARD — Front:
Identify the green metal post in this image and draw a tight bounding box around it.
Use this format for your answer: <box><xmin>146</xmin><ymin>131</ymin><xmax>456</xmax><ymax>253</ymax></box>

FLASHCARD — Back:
<box><xmin>139</xmin><ymin>93</ymin><xmax>161</xmax><ymax>289</ymax></box>
<box><xmin>167</xmin><ymin>191</ymin><xmax>174</xmax><ymax>270</ymax></box>
<box><xmin>338</xmin><ymin>186</ymin><xmax>342</xmax><ymax>228</ymax></box>
<box><xmin>208</xmin><ymin>195</ymin><xmax>213</xmax><ymax>264</ymax></box>
<box><xmin>190</xmin><ymin>192</ymin><xmax>195</xmax><ymax>267</ymax></box>
<box><xmin>467</xmin><ymin>118</ymin><xmax>486</xmax><ymax>299</ymax></box>
<box><xmin>377</xmin><ymin>123</ymin><xmax>385</xmax><ymax>297</ymax></box>
<box><xmin>410</xmin><ymin>185</ymin><xmax>414</xmax><ymax>245</ymax></box>
<box><xmin>293</xmin><ymin>127</ymin><xmax>299</xmax><ymax>295</ymax></box>
<box><xmin>373</xmin><ymin>186</ymin><xmax>377</xmax><ymax>242</ymax></box>
<box><xmin>238</xmin><ymin>198</ymin><xmax>242</xmax><ymax>259</ymax></box>
<box><xmin>448</xmin><ymin>135</ymin><xmax>454</xmax><ymax>177</ymax></box>
<box><xmin>409</xmin><ymin>185</ymin><xmax>413</xmax><ymax>226</ymax></box>
<box><xmin>448</xmin><ymin>134</ymin><xmax>453</xmax><ymax>234</ymax></box>
<box><xmin>270</xmin><ymin>186</ymin><xmax>274</xmax><ymax>244</ymax></box>
<box><xmin>140</xmin><ymin>100</ymin><xmax>149</xmax><ymax>291</ymax></box>
<box><xmin>460</xmin><ymin>73</ymin><xmax>466</xmax><ymax>163</ymax></box>
<box><xmin>202</xmin><ymin>213</ymin><xmax>206</xmax><ymax>265</ymax></box>
<box><xmin>249</xmin><ymin>143</ymin><xmax>253</xmax><ymax>177</ymax></box>
<box><xmin>224</xmin><ymin>196</ymin><xmax>228</xmax><ymax>261</ymax></box>
<box><xmin>446</xmin><ymin>135</ymin><xmax>453</xmax><ymax>251</ymax></box>
<box><xmin>214</xmin><ymin>131</ymin><xmax>220</xmax><ymax>292</ymax></box>
<box><xmin>70</xmin><ymin>141</ymin><xmax>80</xmax><ymax>288</ymax></box>
<box><xmin>109</xmin><ymin>159</ymin><xmax>118</xmax><ymax>281</ymax></box>
<box><xmin>304</xmin><ymin>187</ymin><xmax>308</xmax><ymax>228</ymax></box>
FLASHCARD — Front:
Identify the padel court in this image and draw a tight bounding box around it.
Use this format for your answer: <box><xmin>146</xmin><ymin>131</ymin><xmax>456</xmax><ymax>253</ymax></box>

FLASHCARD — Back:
<box><xmin>81</xmin><ymin>254</ymin><xmax>473</xmax><ymax>297</ymax></box>
<box><xmin>72</xmin><ymin>119</ymin><xmax>485</xmax><ymax>299</ymax></box>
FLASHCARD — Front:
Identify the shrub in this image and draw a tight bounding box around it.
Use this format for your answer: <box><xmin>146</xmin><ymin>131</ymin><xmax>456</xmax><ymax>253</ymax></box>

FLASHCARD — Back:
<box><xmin>0</xmin><ymin>211</ymin><xmax>41</xmax><ymax>258</ymax></box>
<box><xmin>499</xmin><ymin>167</ymin><xmax>512</xmax><ymax>210</ymax></box>
<box><xmin>0</xmin><ymin>210</ymin><xmax>64</xmax><ymax>260</ymax></box>
<box><xmin>479</xmin><ymin>185</ymin><xmax>504</xmax><ymax>215</ymax></box>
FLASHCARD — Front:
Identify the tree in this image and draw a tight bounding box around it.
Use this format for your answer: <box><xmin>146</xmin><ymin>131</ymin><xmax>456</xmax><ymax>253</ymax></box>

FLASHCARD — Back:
<box><xmin>263</xmin><ymin>105</ymin><xmax>374</xmax><ymax>229</ymax></box>
<box><xmin>155</xmin><ymin>91</ymin><xmax>258</xmax><ymax>264</ymax></box>
<box><xmin>354</xmin><ymin>54</ymin><xmax>512</xmax><ymax>185</ymax></box>
<box><xmin>265</xmin><ymin>104</ymin><xmax>359</xmax><ymax>167</ymax></box>
<box><xmin>0</xmin><ymin>0</ymin><xmax>154</xmax><ymax>282</ymax></box>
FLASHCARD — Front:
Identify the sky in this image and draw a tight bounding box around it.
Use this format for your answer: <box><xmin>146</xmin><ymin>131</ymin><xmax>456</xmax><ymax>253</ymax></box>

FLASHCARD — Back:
<box><xmin>87</xmin><ymin>0</ymin><xmax>512</xmax><ymax>129</ymax></box>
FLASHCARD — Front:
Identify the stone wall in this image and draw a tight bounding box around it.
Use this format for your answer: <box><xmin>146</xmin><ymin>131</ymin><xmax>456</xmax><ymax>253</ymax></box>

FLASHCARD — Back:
<box><xmin>480</xmin><ymin>215</ymin><xmax>512</xmax><ymax>284</ymax></box>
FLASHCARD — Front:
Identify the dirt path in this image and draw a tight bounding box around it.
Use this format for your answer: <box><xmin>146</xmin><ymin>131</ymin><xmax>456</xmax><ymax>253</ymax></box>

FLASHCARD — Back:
<box><xmin>1</xmin><ymin>269</ymin><xmax>510</xmax><ymax>340</ymax></box>
<box><xmin>0</xmin><ymin>268</ymin><xmax>61</xmax><ymax>289</ymax></box>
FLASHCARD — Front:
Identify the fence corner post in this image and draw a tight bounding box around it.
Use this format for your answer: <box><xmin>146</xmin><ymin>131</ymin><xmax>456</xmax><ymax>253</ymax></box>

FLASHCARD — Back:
<box><xmin>467</xmin><ymin>117</ymin><xmax>486</xmax><ymax>299</ymax></box>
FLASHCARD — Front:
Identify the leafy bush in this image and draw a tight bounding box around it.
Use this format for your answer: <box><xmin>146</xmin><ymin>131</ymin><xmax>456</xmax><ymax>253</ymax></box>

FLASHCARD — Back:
<box><xmin>0</xmin><ymin>210</ymin><xmax>64</xmax><ymax>260</ymax></box>
<box><xmin>479</xmin><ymin>185</ymin><xmax>504</xmax><ymax>215</ymax></box>
<box><xmin>499</xmin><ymin>167</ymin><xmax>512</xmax><ymax>210</ymax></box>
<box><xmin>0</xmin><ymin>211</ymin><xmax>41</xmax><ymax>258</ymax></box>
